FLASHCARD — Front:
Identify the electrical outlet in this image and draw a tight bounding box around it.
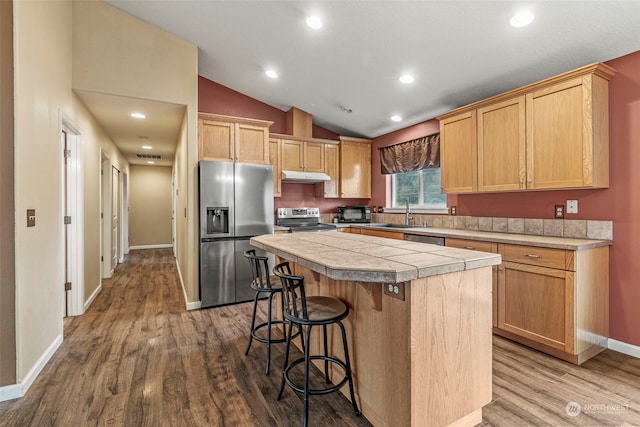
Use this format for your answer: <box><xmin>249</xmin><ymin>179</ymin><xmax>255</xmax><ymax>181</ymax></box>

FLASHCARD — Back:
<box><xmin>554</xmin><ymin>205</ymin><xmax>564</xmax><ymax>218</ymax></box>
<box><xmin>450</xmin><ymin>206</ymin><xmax>457</xmax><ymax>216</ymax></box>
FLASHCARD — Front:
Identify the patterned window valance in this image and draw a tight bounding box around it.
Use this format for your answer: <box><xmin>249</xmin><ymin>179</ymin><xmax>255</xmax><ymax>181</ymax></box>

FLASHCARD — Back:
<box><xmin>379</xmin><ymin>132</ymin><xmax>440</xmax><ymax>174</ymax></box>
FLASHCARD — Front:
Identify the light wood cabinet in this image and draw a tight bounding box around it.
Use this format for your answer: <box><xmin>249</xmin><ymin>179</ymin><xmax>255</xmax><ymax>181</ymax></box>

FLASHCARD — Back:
<box><xmin>279</xmin><ymin>138</ymin><xmax>325</xmax><ymax>172</ymax></box>
<box><xmin>477</xmin><ymin>97</ymin><xmax>526</xmax><ymax>192</ymax></box>
<box><xmin>494</xmin><ymin>243</ymin><xmax>609</xmax><ymax>365</ymax></box>
<box><xmin>438</xmin><ymin>63</ymin><xmax>615</xmax><ymax>194</ymax></box>
<box><xmin>198</xmin><ymin>113</ymin><xmax>272</xmax><ymax>164</ymax></box>
<box><xmin>440</xmin><ymin>111</ymin><xmax>478</xmax><ymax>193</ymax></box>
<box><xmin>339</xmin><ymin>136</ymin><xmax>371</xmax><ymax>198</ymax></box>
<box><xmin>446</xmin><ymin>238</ymin><xmax>499</xmax><ymax>327</ymax></box>
<box><xmin>316</xmin><ymin>143</ymin><xmax>340</xmax><ymax>198</ymax></box>
<box><xmin>269</xmin><ymin>137</ymin><xmax>281</xmax><ymax>197</ymax></box>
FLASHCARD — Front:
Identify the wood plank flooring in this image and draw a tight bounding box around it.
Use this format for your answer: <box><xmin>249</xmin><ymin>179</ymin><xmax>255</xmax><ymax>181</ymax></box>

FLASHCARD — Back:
<box><xmin>1</xmin><ymin>248</ymin><xmax>639</xmax><ymax>427</ymax></box>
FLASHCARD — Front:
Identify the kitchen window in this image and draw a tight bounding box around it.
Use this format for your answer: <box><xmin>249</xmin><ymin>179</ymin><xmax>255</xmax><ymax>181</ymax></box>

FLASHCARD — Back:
<box><xmin>391</xmin><ymin>168</ymin><xmax>447</xmax><ymax>212</ymax></box>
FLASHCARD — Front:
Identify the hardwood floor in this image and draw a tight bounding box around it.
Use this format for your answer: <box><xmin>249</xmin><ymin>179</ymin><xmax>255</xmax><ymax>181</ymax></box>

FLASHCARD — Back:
<box><xmin>1</xmin><ymin>248</ymin><xmax>639</xmax><ymax>427</ymax></box>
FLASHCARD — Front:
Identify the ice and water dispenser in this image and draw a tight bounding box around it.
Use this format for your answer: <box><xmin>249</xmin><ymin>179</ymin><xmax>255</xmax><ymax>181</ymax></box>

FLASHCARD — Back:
<box><xmin>206</xmin><ymin>207</ymin><xmax>229</xmax><ymax>234</ymax></box>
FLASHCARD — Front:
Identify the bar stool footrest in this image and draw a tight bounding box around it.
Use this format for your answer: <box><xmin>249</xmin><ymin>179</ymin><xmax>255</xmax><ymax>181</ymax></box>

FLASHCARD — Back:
<box><xmin>283</xmin><ymin>355</ymin><xmax>349</xmax><ymax>396</ymax></box>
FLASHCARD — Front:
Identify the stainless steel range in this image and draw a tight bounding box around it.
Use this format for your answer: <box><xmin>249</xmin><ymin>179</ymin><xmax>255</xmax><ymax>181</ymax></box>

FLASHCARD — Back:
<box><xmin>276</xmin><ymin>207</ymin><xmax>337</xmax><ymax>232</ymax></box>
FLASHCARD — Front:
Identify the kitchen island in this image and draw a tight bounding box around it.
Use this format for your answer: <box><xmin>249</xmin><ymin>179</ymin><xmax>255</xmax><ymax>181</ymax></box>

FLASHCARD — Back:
<box><xmin>250</xmin><ymin>232</ymin><xmax>502</xmax><ymax>427</ymax></box>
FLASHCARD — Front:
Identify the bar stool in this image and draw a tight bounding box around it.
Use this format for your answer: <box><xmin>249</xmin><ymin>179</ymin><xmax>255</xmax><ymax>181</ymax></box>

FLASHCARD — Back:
<box><xmin>244</xmin><ymin>250</ymin><xmax>290</xmax><ymax>375</ymax></box>
<box><xmin>273</xmin><ymin>261</ymin><xmax>360</xmax><ymax>427</ymax></box>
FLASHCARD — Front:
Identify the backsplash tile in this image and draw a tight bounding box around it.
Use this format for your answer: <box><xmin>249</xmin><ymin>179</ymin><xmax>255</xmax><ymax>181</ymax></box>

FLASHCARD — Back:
<box><xmin>587</xmin><ymin>220</ymin><xmax>613</xmax><ymax>240</ymax></box>
<box><xmin>524</xmin><ymin>218</ymin><xmax>544</xmax><ymax>236</ymax></box>
<box><xmin>507</xmin><ymin>218</ymin><xmax>525</xmax><ymax>234</ymax></box>
<box><xmin>543</xmin><ymin>219</ymin><xmax>564</xmax><ymax>237</ymax></box>
<box><xmin>564</xmin><ymin>220</ymin><xmax>587</xmax><ymax>238</ymax></box>
<box><xmin>363</xmin><ymin>213</ymin><xmax>612</xmax><ymax>241</ymax></box>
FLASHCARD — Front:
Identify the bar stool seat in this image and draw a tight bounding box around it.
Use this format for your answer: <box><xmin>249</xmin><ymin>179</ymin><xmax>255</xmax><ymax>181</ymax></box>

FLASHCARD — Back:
<box><xmin>273</xmin><ymin>261</ymin><xmax>360</xmax><ymax>427</ymax></box>
<box><xmin>244</xmin><ymin>250</ymin><xmax>290</xmax><ymax>375</ymax></box>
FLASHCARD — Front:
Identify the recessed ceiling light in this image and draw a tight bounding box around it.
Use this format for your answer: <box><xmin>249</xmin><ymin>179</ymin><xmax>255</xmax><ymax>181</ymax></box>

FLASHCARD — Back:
<box><xmin>510</xmin><ymin>10</ymin><xmax>534</xmax><ymax>27</ymax></box>
<box><xmin>391</xmin><ymin>115</ymin><xmax>403</xmax><ymax>122</ymax></box>
<box><xmin>265</xmin><ymin>69</ymin><xmax>278</xmax><ymax>79</ymax></box>
<box><xmin>399</xmin><ymin>74</ymin><xmax>414</xmax><ymax>84</ymax></box>
<box><xmin>147</xmin><ymin>161</ymin><xmax>155</xmax><ymax>164</ymax></box>
<box><xmin>130</xmin><ymin>112</ymin><xmax>146</xmax><ymax>119</ymax></box>
<box><xmin>142</xmin><ymin>145</ymin><xmax>152</xmax><ymax>150</ymax></box>
<box><xmin>306</xmin><ymin>16</ymin><xmax>322</xmax><ymax>29</ymax></box>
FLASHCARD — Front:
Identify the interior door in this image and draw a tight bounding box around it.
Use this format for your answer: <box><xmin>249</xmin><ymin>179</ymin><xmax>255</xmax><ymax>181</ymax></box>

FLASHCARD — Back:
<box><xmin>111</xmin><ymin>166</ymin><xmax>119</xmax><ymax>270</ymax></box>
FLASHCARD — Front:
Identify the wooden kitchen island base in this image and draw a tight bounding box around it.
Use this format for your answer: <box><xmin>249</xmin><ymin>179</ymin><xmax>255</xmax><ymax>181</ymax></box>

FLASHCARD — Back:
<box><xmin>251</xmin><ymin>232</ymin><xmax>500</xmax><ymax>427</ymax></box>
<box><xmin>282</xmin><ymin>262</ymin><xmax>493</xmax><ymax>427</ymax></box>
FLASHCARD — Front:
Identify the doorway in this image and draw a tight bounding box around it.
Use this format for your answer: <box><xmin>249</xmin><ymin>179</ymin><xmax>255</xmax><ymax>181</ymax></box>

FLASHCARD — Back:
<box><xmin>60</xmin><ymin>113</ymin><xmax>84</xmax><ymax>317</ymax></box>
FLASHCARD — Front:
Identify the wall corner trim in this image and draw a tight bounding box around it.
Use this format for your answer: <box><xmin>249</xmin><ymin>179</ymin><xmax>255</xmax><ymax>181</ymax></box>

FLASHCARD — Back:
<box><xmin>608</xmin><ymin>338</ymin><xmax>640</xmax><ymax>359</ymax></box>
<box><xmin>0</xmin><ymin>334</ymin><xmax>63</xmax><ymax>402</ymax></box>
<box><xmin>84</xmin><ymin>283</ymin><xmax>103</xmax><ymax>312</ymax></box>
<box><xmin>175</xmin><ymin>257</ymin><xmax>200</xmax><ymax>311</ymax></box>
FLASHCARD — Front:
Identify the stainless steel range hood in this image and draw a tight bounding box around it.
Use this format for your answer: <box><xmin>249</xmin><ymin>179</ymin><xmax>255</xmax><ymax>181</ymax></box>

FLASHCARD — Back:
<box><xmin>281</xmin><ymin>170</ymin><xmax>330</xmax><ymax>183</ymax></box>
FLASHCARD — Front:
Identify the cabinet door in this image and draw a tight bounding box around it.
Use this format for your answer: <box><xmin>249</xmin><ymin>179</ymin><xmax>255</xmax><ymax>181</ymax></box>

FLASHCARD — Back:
<box><xmin>498</xmin><ymin>261</ymin><xmax>574</xmax><ymax>352</ymax></box>
<box><xmin>446</xmin><ymin>238</ymin><xmax>499</xmax><ymax>327</ymax></box>
<box><xmin>317</xmin><ymin>144</ymin><xmax>339</xmax><ymax>198</ymax></box>
<box><xmin>269</xmin><ymin>138</ymin><xmax>281</xmax><ymax>197</ymax></box>
<box><xmin>304</xmin><ymin>142</ymin><xmax>325</xmax><ymax>172</ymax></box>
<box><xmin>526</xmin><ymin>77</ymin><xmax>589</xmax><ymax>189</ymax></box>
<box><xmin>477</xmin><ymin>97</ymin><xmax>526</xmax><ymax>192</ymax></box>
<box><xmin>281</xmin><ymin>140</ymin><xmax>304</xmax><ymax>171</ymax></box>
<box><xmin>340</xmin><ymin>140</ymin><xmax>371</xmax><ymax>198</ymax></box>
<box><xmin>440</xmin><ymin>111</ymin><xmax>478</xmax><ymax>193</ymax></box>
<box><xmin>198</xmin><ymin>118</ymin><xmax>235</xmax><ymax>161</ymax></box>
<box><xmin>236</xmin><ymin>123</ymin><xmax>269</xmax><ymax>164</ymax></box>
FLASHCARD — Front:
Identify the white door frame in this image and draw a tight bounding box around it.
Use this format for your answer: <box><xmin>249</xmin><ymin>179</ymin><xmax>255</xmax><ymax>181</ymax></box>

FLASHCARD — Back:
<box><xmin>120</xmin><ymin>172</ymin><xmax>129</xmax><ymax>260</ymax></box>
<box><xmin>100</xmin><ymin>150</ymin><xmax>112</xmax><ymax>278</ymax></box>
<box><xmin>60</xmin><ymin>111</ymin><xmax>84</xmax><ymax>316</ymax></box>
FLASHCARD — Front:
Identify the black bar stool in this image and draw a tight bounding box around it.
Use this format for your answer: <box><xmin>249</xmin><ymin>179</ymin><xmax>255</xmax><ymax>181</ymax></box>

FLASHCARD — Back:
<box><xmin>244</xmin><ymin>250</ymin><xmax>291</xmax><ymax>375</ymax></box>
<box><xmin>273</xmin><ymin>261</ymin><xmax>360</xmax><ymax>427</ymax></box>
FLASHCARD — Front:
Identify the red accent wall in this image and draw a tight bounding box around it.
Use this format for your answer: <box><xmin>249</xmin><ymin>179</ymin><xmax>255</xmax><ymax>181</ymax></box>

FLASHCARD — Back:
<box><xmin>198</xmin><ymin>76</ymin><xmax>358</xmax><ymax>214</ymax></box>
<box><xmin>370</xmin><ymin>51</ymin><xmax>640</xmax><ymax>347</ymax></box>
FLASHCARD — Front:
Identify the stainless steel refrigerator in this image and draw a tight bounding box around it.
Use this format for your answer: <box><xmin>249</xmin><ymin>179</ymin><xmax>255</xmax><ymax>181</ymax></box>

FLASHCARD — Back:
<box><xmin>199</xmin><ymin>161</ymin><xmax>274</xmax><ymax>308</ymax></box>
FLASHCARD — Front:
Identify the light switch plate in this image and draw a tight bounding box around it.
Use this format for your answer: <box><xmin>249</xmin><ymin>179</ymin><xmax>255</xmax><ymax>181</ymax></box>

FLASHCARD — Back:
<box><xmin>567</xmin><ymin>200</ymin><xmax>578</xmax><ymax>214</ymax></box>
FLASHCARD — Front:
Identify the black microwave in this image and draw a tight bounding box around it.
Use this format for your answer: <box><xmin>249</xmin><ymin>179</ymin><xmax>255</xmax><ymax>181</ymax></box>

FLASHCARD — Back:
<box><xmin>337</xmin><ymin>206</ymin><xmax>371</xmax><ymax>223</ymax></box>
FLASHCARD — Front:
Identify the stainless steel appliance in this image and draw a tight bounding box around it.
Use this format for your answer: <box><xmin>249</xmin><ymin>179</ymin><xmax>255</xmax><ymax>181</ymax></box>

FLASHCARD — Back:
<box><xmin>277</xmin><ymin>207</ymin><xmax>337</xmax><ymax>232</ymax></box>
<box><xmin>199</xmin><ymin>161</ymin><xmax>274</xmax><ymax>308</ymax></box>
<box><xmin>404</xmin><ymin>233</ymin><xmax>445</xmax><ymax>246</ymax></box>
<box><xmin>337</xmin><ymin>205</ymin><xmax>371</xmax><ymax>223</ymax></box>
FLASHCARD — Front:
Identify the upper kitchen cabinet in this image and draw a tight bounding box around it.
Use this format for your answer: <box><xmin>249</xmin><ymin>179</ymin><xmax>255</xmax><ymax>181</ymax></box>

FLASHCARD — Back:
<box><xmin>279</xmin><ymin>137</ymin><xmax>325</xmax><ymax>173</ymax></box>
<box><xmin>198</xmin><ymin>113</ymin><xmax>272</xmax><ymax>164</ymax></box>
<box><xmin>437</xmin><ymin>63</ymin><xmax>615</xmax><ymax>193</ymax></box>
<box><xmin>316</xmin><ymin>142</ymin><xmax>340</xmax><ymax>198</ymax></box>
<box><xmin>269</xmin><ymin>137</ymin><xmax>281</xmax><ymax>197</ymax></box>
<box><xmin>439</xmin><ymin>110</ymin><xmax>478</xmax><ymax>193</ymax></box>
<box><xmin>339</xmin><ymin>136</ymin><xmax>371</xmax><ymax>198</ymax></box>
<box><xmin>477</xmin><ymin>96</ymin><xmax>526</xmax><ymax>192</ymax></box>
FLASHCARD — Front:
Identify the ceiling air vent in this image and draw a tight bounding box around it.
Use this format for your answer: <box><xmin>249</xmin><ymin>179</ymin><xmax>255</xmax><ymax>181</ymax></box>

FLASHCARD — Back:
<box><xmin>135</xmin><ymin>154</ymin><xmax>163</xmax><ymax>159</ymax></box>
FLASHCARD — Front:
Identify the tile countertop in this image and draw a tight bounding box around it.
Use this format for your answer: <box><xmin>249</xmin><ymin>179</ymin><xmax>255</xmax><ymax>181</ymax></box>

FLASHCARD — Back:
<box><xmin>250</xmin><ymin>232</ymin><xmax>501</xmax><ymax>284</ymax></box>
<box><xmin>349</xmin><ymin>225</ymin><xmax>612</xmax><ymax>250</ymax></box>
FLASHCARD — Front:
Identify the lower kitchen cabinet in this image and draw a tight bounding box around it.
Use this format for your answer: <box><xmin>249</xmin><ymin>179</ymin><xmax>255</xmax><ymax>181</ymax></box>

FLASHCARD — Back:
<box><xmin>359</xmin><ymin>228</ymin><xmax>403</xmax><ymax>240</ymax></box>
<box><xmin>446</xmin><ymin>238</ymin><xmax>499</xmax><ymax>327</ymax></box>
<box><xmin>494</xmin><ymin>243</ymin><xmax>609</xmax><ymax>365</ymax></box>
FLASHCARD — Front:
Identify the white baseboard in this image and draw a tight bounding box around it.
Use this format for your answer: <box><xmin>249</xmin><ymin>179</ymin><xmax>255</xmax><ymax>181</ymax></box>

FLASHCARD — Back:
<box><xmin>175</xmin><ymin>257</ymin><xmax>201</xmax><ymax>310</ymax></box>
<box><xmin>0</xmin><ymin>334</ymin><xmax>63</xmax><ymax>402</ymax></box>
<box><xmin>608</xmin><ymin>338</ymin><xmax>640</xmax><ymax>358</ymax></box>
<box><xmin>129</xmin><ymin>244</ymin><xmax>172</xmax><ymax>250</ymax></box>
<box><xmin>84</xmin><ymin>282</ymin><xmax>102</xmax><ymax>311</ymax></box>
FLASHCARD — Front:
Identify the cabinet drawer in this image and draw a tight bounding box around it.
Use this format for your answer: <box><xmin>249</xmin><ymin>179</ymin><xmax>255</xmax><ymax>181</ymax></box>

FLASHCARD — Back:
<box><xmin>446</xmin><ymin>238</ymin><xmax>496</xmax><ymax>253</ymax></box>
<box><xmin>501</xmin><ymin>244</ymin><xmax>573</xmax><ymax>271</ymax></box>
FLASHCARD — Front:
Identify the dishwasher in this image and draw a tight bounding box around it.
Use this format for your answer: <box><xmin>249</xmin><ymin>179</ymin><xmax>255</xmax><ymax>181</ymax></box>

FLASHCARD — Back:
<box><xmin>404</xmin><ymin>233</ymin><xmax>445</xmax><ymax>246</ymax></box>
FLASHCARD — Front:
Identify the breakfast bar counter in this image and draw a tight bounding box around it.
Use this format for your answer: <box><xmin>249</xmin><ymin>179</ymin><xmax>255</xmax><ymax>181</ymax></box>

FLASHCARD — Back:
<box><xmin>250</xmin><ymin>232</ymin><xmax>502</xmax><ymax>427</ymax></box>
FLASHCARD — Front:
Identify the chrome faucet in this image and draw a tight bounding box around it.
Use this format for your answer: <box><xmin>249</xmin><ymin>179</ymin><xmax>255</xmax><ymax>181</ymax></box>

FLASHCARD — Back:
<box><xmin>405</xmin><ymin>199</ymin><xmax>413</xmax><ymax>226</ymax></box>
